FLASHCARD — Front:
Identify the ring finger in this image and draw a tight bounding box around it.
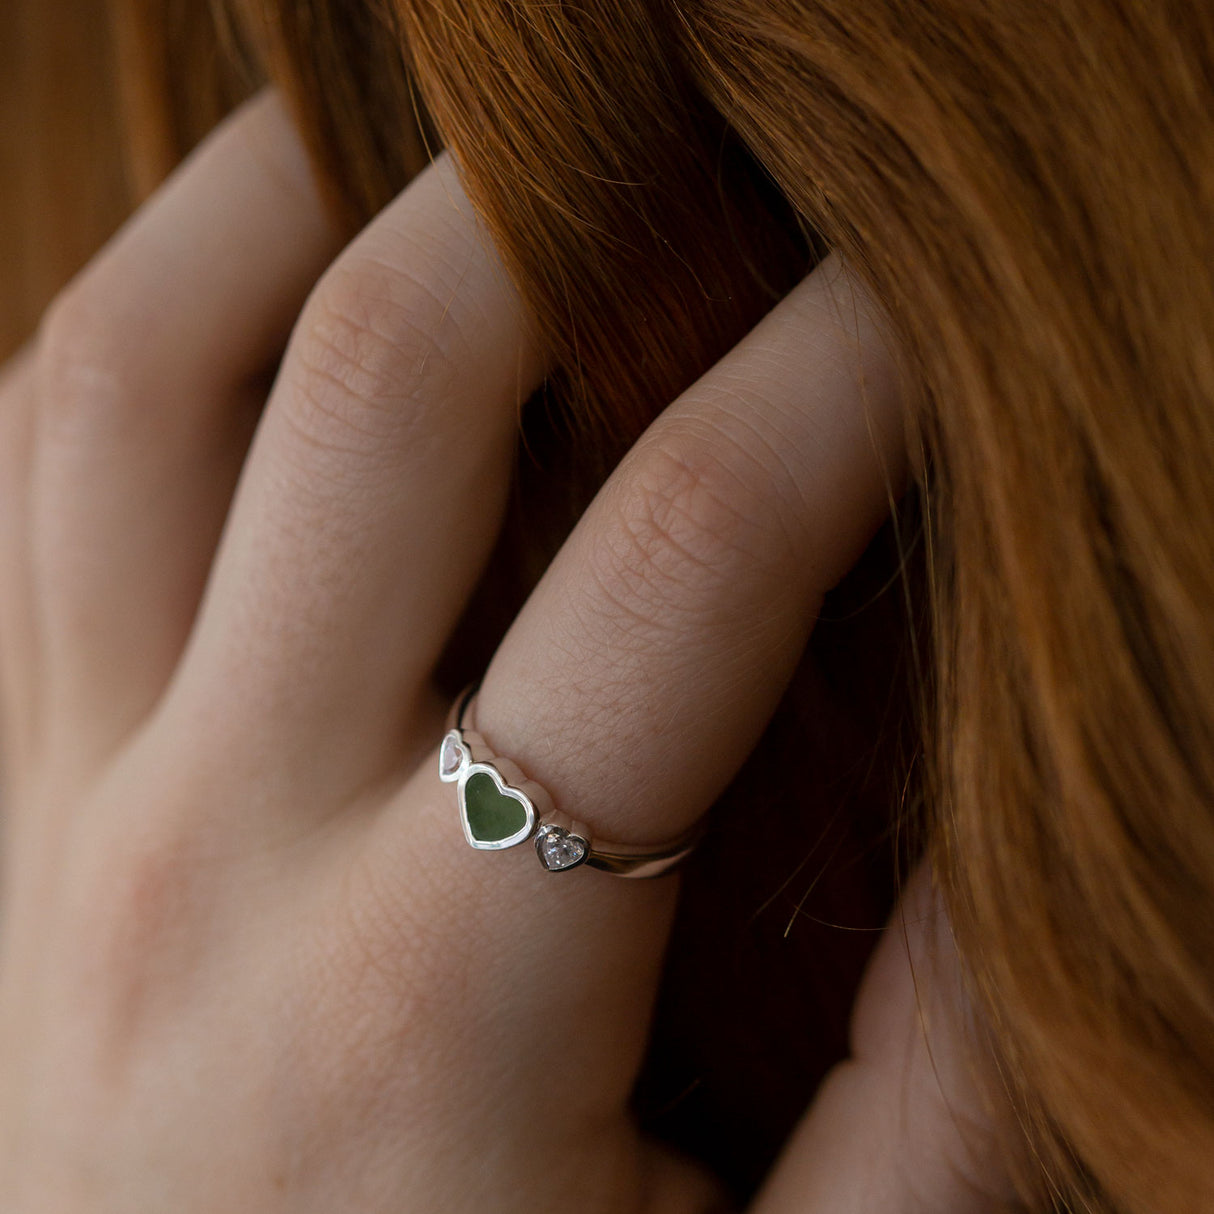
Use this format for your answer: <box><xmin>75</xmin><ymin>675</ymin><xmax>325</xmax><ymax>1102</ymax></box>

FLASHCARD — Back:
<box><xmin>477</xmin><ymin>251</ymin><xmax>905</xmax><ymax>850</ymax></box>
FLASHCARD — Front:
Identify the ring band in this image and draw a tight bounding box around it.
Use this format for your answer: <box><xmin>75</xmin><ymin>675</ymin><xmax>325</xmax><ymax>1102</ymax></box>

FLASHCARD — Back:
<box><xmin>438</xmin><ymin>685</ymin><xmax>701</xmax><ymax>877</ymax></box>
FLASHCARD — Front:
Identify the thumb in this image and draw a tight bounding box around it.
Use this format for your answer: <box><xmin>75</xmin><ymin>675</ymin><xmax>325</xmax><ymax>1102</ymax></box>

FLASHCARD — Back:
<box><xmin>749</xmin><ymin>865</ymin><xmax>1027</xmax><ymax>1213</ymax></box>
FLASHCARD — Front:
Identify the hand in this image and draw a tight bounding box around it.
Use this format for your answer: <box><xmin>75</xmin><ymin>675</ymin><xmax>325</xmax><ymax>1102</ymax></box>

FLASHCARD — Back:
<box><xmin>0</xmin><ymin>92</ymin><xmax>1019</xmax><ymax>1211</ymax></box>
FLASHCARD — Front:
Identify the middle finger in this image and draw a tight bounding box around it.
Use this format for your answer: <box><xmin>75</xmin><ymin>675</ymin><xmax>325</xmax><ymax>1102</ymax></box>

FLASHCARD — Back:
<box><xmin>169</xmin><ymin>156</ymin><xmax>544</xmax><ymax>806</ymax></box>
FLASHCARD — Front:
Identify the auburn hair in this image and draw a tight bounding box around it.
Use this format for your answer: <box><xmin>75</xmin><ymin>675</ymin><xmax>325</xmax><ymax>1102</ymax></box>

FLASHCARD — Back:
<box><xmin>6</xmin><ymin>1</ymin><xmax>1214</xmax><ymax>1209</ymax></box>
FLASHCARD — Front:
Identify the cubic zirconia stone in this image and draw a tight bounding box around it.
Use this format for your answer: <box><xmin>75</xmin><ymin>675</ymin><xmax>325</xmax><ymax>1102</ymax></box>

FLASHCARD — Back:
<box><xmin>439</xmin><ymin>733</ymin><xmax>464</xmax><ymax>778</ymax></box>
<box><xmin>537</xmin><ymin>827</ymin><xmax>587</xmax><ymax>871</ymax></box>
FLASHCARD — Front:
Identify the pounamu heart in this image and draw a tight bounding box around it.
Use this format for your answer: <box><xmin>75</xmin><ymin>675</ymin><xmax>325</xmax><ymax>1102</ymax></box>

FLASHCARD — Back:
<box><xmin>461</xmin><ymin>768</ymin><xmax>533</xmax><ymax>847</ymax></box>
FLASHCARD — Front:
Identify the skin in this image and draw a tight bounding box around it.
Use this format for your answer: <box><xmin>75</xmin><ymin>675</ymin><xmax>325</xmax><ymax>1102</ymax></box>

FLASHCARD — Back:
<box><xmin>0</xmin><ymin>91</ymin><xmax>1023</xmax><ymax>1211</ymax></box>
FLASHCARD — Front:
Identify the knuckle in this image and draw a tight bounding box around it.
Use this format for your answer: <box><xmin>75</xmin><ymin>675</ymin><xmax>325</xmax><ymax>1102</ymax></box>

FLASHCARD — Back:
<box><xmin>67</xmin><ymin>820</ymin><xmax>212</xmax><ymax>1044</ymax></box>
<box><xmin>281</xmin><ymin>256</ymin><xmax>464</xmax><ymax>468</ymax></box>
<box><xmin>590</xmin><ymin>435</ymin><xmax>763</xmax><ymax>622</ymax></box>
<box><xmin>34</xmin><ymin>280</ymin><xmax>138</xmax><ymax>444</ymax></box>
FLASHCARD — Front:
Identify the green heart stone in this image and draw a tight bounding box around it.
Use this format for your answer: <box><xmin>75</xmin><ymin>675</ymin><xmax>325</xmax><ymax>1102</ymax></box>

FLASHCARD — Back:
<box><xmin>464</xmin><ymin>771</ymin><xmax>528</xmax><ymax>843</ymax></box>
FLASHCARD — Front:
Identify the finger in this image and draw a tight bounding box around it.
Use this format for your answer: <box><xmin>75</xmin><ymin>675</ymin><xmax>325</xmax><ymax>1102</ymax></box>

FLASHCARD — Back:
<box><xmin>477</xmin><ymin>252</ymin><xmax>906</xmax><ymax>846</ymax></box>
<box><xmin>168</xmin><ymin>155</ymin><xmax>544</xmax><ymax>805</ymax></box>
<box><xmin>28</xmin><ymin>90</ymin><xmax>342</xmax><ymax>772</ymax></box>
<box><xmin>752</xmin><ymin>869</ymin><xmax>1023</xmax><ymax>1213</ymax></box>
<box><xmin>338</xmin><ymin>256</ymin><xmax>903</xmax><ymax>1198</ymax></box>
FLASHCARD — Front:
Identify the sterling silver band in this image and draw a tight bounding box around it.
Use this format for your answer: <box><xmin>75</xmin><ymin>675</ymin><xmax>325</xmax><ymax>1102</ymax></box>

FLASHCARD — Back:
<box><xmin>438</xmin><ymin>685</ymin><xmax>700</xmax><ymax>877</ymax></box>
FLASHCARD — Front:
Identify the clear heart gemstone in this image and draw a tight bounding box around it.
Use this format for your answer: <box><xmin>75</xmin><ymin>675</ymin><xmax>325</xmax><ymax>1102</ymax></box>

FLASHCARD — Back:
<box><xmin>439</xmin><ymin>733</ymin><xmax>465</xmax><ymax>779</ymax></box>
<box><xmin>536</xmin><ymin>826</ymin><xmax>588</xmax><ymax>872</ymax></box>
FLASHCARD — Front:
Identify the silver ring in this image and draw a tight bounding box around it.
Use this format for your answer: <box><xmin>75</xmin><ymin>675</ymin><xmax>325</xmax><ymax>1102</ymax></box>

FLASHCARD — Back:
<box><xmin>438</xmin><ymin>685</ymin><xmax>701</xmax><ymax>876</ymax></box>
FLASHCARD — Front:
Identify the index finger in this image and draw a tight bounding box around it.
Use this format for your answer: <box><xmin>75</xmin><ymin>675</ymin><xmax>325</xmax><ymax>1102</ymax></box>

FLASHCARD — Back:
<box><xmin>477</xmin><ymin>252</ymin><xmax>907</xmax><ymax>848</ymax></box>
